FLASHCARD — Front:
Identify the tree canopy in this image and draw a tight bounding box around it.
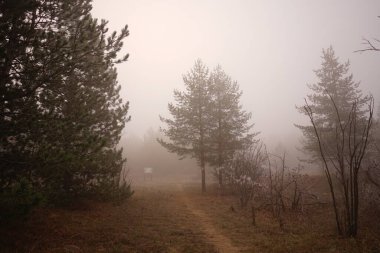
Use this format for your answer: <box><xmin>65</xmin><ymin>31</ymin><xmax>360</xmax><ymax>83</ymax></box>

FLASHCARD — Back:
<box><xmin>159</xmin><ymin>60</ymin><xmax>255</xmax><ymax>192</ymax></box>
<box><xmin>296</xmin><ymin>46</ymin><xmax>369</xmax><ymax>160</ymax></box>
<box><xmin>0</xmin><ymin>0</ymin><xmax>131</xmax><ymax>209</ymax></box>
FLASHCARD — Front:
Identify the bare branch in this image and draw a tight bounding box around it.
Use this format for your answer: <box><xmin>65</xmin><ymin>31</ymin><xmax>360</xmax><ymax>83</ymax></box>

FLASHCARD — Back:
<box><xmin>354</xmin><ymin>38</ymin><xmax>380</xmax><ymax>53</ymax></box>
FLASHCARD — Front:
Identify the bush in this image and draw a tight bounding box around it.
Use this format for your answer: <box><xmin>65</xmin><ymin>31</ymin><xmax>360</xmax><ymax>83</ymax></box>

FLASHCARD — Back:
<box><xmin>0</xmin><ymin>178</ymin><xmax>44</xmax><ymax>223</ymax></box>
<box><xmin>109</xmin><ymin>181</ymin><xmax>134</xmax><ymax>204</ymax></box>
<box><xmin>94</xmin><ymin>169</ymin><xmax>134</xmax><ymax>204</ymax></box>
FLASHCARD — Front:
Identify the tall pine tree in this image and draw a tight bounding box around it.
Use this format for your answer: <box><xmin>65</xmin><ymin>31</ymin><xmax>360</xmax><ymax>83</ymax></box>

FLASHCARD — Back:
<box><xmin>158</xmin><ymin>59</ymin><xmax>212</xmax><ymax>192</ymax></box>
<box><xmin>208</xmin><ymin>65</ymin><xmax>256</xmax><ymax>186</ymax></box>
<box><xmin>159</xmin><ymin>61</ymin><xmax>256</xmax><ymax>192</ymax></box>
<box><xmin>298</xmin><ymin>46</ymin><xmax>373</xmax><ymax>237</ymax></box>
<box><xmin>0</xmin><ymin>0</ymin><xmax>130</xmax><ymax>202</ymax></box>
<box><xmin>296</xmin><ymin>46</ymin><xmax>369</xmax><ymax>160</ymax></box>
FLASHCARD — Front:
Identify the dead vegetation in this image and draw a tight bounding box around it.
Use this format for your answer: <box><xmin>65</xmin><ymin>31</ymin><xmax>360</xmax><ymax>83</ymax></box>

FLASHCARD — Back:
<box><xmin>0</xmin><ymin>184</ymin><xmax>217</xmax><ymax>253</ymax></box>
<box><xmin>1</xmin><ymin>182</ymin><xmax>379</xmax><ymax>252</ymax></box>
<box><xmin>195</xmin><ymin>182</ymin><xmax>380</xmax><ymax>253</ymax></box>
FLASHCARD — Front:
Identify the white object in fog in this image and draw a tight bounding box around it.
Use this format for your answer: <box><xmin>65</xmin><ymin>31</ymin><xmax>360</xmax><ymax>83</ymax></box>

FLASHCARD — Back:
<box><xmin>144</xmin><ymin>167</ymin><xmax>153</xmax><ymax>180</ymax></box>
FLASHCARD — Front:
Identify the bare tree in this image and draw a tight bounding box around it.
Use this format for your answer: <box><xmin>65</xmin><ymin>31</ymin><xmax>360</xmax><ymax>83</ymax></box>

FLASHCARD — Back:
<box><xmin>289</xmin><ymin>165</ymin><xmax>303</xmax><ymax>211</ymax></box>
<box><xmin>266</xmin><ymin>151</ymin><xmax>288</xmax><ymax>229</ymax></box>
<box><xmin>362</xmin><ymin>115</ymin><xmax>380</xmax><ymax>207</ymax></box>
<box><xmin>367</xmin><ymin>164</ymin><xmax>380</xmax><ymax>189</ymax></box>
<box><xmin>355</xmin><ymin>38</ymin><xmax>380</xmax><ymax>53</ymax></box>
<box><xmin>303</xmin><ymin>94</ymin><xmax>374</xmax><ymax>237</ymax></box>
<box><xmin>224</xmin><ymin>142</ymin><xmax>266</xmax><ymax>225</ymax></box>
<box><xmin>225</xmin><ymin>142</ymin><xmax>265</xmax><ymax>207</ymax></box>
<box><xmin>354</xmin><ymin>16</ymin><xmax>380</xmax><ymax>208</ymax></box>
<box><xmin>355</xmin><ymin>17</ymin><xmax>380</xmax><ymax>53</ymax></box>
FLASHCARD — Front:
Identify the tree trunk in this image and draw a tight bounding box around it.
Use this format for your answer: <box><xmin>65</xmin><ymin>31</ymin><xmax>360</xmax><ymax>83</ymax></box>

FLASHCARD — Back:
<box><xmin>218</xmin><ymin>169</ymin><xmax>223</xmax><ymax>194</ymax></box>
<box><xmin>251</xmin><ymin>205</ymin><xmax>256</xmax><ymax>226</ymax></box>
<box><xmin>201</xmin><ymin>167</ymin><xmax>206</xmax><ymax>193</ymax></box>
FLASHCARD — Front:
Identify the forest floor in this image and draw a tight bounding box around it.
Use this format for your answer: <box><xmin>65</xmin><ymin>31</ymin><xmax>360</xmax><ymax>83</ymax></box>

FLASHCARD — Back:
<box><xmin>1</xmin><ymin>181</ymin><xmax>379</xmax><ymax>253</ymax></box>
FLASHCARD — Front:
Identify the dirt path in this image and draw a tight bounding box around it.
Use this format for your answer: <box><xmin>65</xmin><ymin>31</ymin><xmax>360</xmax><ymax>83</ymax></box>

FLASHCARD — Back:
<box><xmin>176</xmin><ymin>184</ymin><xmax>240</xmax><ymax>253</ymax></box>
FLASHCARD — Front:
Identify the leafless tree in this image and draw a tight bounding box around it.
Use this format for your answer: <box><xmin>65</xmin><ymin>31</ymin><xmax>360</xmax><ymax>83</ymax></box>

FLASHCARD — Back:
<box><xmin>303</xmin><ymin>94</ymin><xmax>374</xmax><ymax>237</ymax></box>
<box><xmin>266</xmin><ymin>151</ymin><xmax>288</xmax><ymax>229</ymax></box>
<box><xmin>289</xmin><ymin>165</ymin><xmax>303</xmax><ymax>211</ymax></box>
<box><xmin>367</xmin><ymin>164</ymin><xmax>380</xmax><ymax>189</ymax></box>
<box><xmin>368</xmin><ymin>109</ymin><xmax>380</xmax><ymax>189</ymax></box>
<box><xmin>287</xmin><ymin>166</ymin><xmax>323</xmax><ymax>213</ymax></box>
<box><xmin>225</xmin><ymin>143</ymin><xmax>266</xmax><ymax>207</ymax></box>
<box><xmin>355</xmin><ymin>17</ymin><xmax>380</xmax><ymax>53</ymax></box>
<box><xmin>362</xmin><ymin>117</ymin><xmax>380</xmax><ymax>207</ymax></box>
<box><xmin>355</xmin><ymin>38</ymin><xmax>380</xmax><ymax>53</ymax></box>
<box><xmin>224</xmin><ymin>142</ymin><xmax>266</xmax><ymax>225</ymax></box>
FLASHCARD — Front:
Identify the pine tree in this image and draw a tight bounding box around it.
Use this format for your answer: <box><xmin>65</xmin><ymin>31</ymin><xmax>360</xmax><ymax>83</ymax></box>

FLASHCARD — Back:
<box><xmin>208</xmin><ymin>65</ymin><xmax>256</xmax><ymax>186</ymax></box>
<box><xmin>158</xmin><ymin>59</ymin><xmax>213</xmax><ymax>192</ymax></box>
<box><xmin>296</xmin><ymin>46</ymin><xmax>369</xmax><ymax>160</ymax></box>
<box><xmin>0</xmin><ymin>0</ymin><xmax>130</xmax><ymax>203</ymax></box>
<box><xmin>0</xmin><ymin>0</ymin><xmax>56</xmax><ymax>186</ymax></box>
<box><xmin>35</xmin><ymin>1</ymin><xmax>130</xmax><ymax>199</ymax></box>
<box><xmin>299</xmin><ymin>46</ymin><xmax>373</xmax><ymax>237</ymax></box>
<box><xmin>159</xmin><ymin>61</ymin><xmax>256</xmax><ymax>192</ymax></box>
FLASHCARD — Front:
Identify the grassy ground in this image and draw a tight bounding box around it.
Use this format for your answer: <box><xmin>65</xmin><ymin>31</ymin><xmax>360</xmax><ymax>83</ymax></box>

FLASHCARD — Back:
<box><xmin>0</xmin><ymin>184</ymin><xmax>216</xmax><ymax>253</ymax></box>
<box><xmin>186</xmin><ymin>184</ymin><xmax>380</xmax><ymax>253</ymax></box>
<box><xmin>0</xmin><ymin>182</ymin><xmax>379</xmax><ymax>252</ymax></box>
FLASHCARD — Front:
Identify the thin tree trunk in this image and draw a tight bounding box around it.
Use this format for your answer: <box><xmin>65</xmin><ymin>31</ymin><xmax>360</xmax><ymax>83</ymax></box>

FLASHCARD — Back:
<box><xmin>251</xmin><ymin>205</ymin><xmax>256</xmax><ymax>226</ymax></box>
<box><xmin>352</xmin><ymin>170</ymin><xmax>359</xmax><ymax>237</ymax></box>
<box><xmin>218</xmin><ymin>168</ymin><xmax>223</xmax><ymax>193</ymax></box>
<box><xmin>201</xmin><ymin>166</ymin><xmax>206</xmax><ymax>193</ymax></box>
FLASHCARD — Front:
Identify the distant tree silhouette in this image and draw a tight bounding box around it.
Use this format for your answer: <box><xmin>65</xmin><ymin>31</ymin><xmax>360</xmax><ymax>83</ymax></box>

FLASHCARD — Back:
<box><xmin>296</xmin><ymin>46</ymin><xmax>369</xmax><ymax>161</ymax></box>
<box><xmin>159</xmin><ymin>61</ymin><xmax>256</xmax><ymax>193</ymax></box>
<box><xmin>208</xmin><ymin>65</ymin><xmax>257</xmax><ymax>188</ymax></box>
<box><xmin>159</xmin><ymin>59</ymin><xmax>212</xmax><ymax>192</ymax></box>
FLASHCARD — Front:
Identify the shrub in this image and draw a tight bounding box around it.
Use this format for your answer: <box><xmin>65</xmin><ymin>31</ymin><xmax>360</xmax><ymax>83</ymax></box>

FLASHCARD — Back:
<box><xmin>0</xmin><ymin>178</ymin><xmax>44</xmax><ymax>223</ymax></box>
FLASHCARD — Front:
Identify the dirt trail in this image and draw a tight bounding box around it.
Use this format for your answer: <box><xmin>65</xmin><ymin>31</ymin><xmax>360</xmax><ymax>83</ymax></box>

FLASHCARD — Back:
<box><xmin>176</xmin><ymin>184</ymin><xmax>240</xmax><ymax>253</ymax></box>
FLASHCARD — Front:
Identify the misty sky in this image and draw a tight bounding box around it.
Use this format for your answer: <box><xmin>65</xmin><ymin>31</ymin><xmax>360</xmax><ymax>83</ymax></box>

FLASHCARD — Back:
<box><xmin>91</xmin><ymin>0</ymin><xmax>380</xmax><ymax>150</ymax></box>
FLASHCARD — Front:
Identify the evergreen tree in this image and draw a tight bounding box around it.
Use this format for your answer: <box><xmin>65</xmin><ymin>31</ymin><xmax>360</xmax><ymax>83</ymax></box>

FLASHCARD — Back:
<box><xmin>0</xmin><ymin>0</ymin><xmax>58</xmax><ymax>187</ymax></box>
<box><xmin>0</xmin><ymin>0</ymin><xmax>130</xmax><ymax>204</ymax></box>
<box><xmin>299</xmin><ymin>46</ymin><xmax>374</xmax><ymax>237</ymax></box>
<box><xmin>36</xmin><ymin>9</ymin><xmax>130</xmax><ymax>198</ymax></box>
<box><xmin>158</xmin><ymin>59</ymin><xmax>213</xmax><ymax>192</ymax></box>
<box><xmin>159</xmin><ymin>61</ymin><xmax>256</xmax><ymax>192</ymax></box>
<box><xmin>296</xmin><ymin>46</ymin><xmax>369</xmax><ymax>160</ymax></box>
<box><xmin>208</xmin><ymin>65</ymin><xmax>256</xmax><ymax>186</ymax></box>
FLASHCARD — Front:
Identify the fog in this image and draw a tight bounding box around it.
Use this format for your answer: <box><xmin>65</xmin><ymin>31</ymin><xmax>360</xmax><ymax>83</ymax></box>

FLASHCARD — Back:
<box><xmin>91</xmin><ymin>0</ymin><xmax>380</xmax><ymax>170</ymax></box>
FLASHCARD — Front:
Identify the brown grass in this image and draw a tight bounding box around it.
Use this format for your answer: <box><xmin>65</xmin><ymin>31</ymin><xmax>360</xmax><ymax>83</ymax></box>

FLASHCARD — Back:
<box><xmin>185</xmin><ymin>183</ymin><xmax>380</xmax><ymax>253</ymax></box>
<box><xmin>0</xmin><ymin>184</ymin><xmax>216</xmax><ymax>253</ymax></box>
<box><xmin>1</xmin><ymin>182</ymin><xmax>379</xmax><ymax>253</ymax></box>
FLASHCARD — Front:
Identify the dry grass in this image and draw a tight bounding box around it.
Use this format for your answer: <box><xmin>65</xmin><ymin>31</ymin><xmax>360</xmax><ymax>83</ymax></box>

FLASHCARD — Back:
<box><xmin>1</xmin><ymin>182</ymin><xmax>379</xmax><ymax>253</ymax></box>
<box><xmin>186</xmin><ymin>183</ymin><xmax>380</xmax><ymax>253</ymax></box>
<box><xmin>0</xmin><ymin>184</ymin><xmax>216</xmax><ymax>253</ymax></box>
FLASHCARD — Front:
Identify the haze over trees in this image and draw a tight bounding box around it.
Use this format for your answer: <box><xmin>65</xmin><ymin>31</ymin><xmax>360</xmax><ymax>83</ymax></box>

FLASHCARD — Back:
<box><xmin>208</xmin><ymin>66</ymin><xmax>257</xmax><ymax>187</ymax></box>
<box><xmin>298</xmin><ymin>46</ymin><xmax>374</xmax><ymax>237</ymax></box>
<box><xmin>1</xmin><ymin>0</ymin><xmax>380</xmax><ymax>251</ymax></box>
<box><xmin>159</xmin><ymin>60</ymin><xmax>255</xmax><ymax>192</ymax></box>
<box><xmin>121</xmin><ymin>129</ymin><xmax>199</xmax><ymax>182</ymax></box>
<box><xmin>158</xmin><ymin>60</ymin><xmax>212</xmax><ymax>193</ymax></box>
<box><xmin>296</xmin><ymin>46</ymin><xmax>370</xmax><ymax>160</ymax></box>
